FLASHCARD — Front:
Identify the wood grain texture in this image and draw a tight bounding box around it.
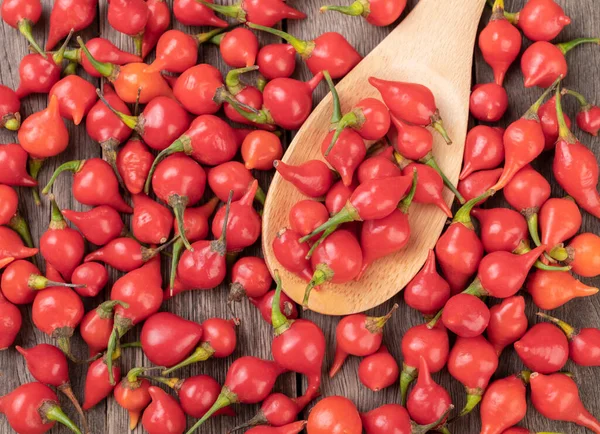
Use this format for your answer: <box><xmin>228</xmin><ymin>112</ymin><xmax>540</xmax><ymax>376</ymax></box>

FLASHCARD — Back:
<box><xmin>0</xmin><ymin>1</ymin><xmax>599</xmax><ymax>434</ymax></box>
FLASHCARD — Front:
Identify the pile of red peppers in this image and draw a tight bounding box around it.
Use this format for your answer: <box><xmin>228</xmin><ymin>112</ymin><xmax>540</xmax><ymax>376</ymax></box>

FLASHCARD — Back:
<box><xmin>1</xmin><ymin>0</ymin><xmax>600</xmax><ymax>433</ymax></box>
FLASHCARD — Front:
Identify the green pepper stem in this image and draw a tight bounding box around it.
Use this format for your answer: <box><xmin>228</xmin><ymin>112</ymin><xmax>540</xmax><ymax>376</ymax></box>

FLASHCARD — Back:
<box><xmin>399</xmin><ymin>364</ymin><xmax>417</xmax><ymax>405</ymax></box>
<box><xmin>96</xmin><ymin>300</ymin><xmax>129</xmax><ymax>319</ymax></box>
<box><xmin>537</xmin><ymin>312</ymin><xmax>577</xmax><ymax>339</ymax></box>
<box><xmin>452</xmin><ymin>191</ymin><xmax>491</xmax><ymax>228</ymax></box>
<box><xmin>144</xmin><ymin>140</ymin><xmax>185</xmax><ymax>194</ymax></box>
<box><xmin>9</xmin><ymin>214</ymin><xmax>34</xmax><ymax>248</ymax></box>
<box><xmin>162</xmin><ymin>342</ymin><xmax>216</xmax><ymax>375</ymax></box>
<box><xmin>96</xmin><ymin>89</ymin><xmax>138</xmax><ymax>129</ymax></box>
<box><xmin>399</xmin><ymin>168</ymin><xmax>418</xmax><ymax>214</ymax></box>
<box><xmin>459</xmin><ymin>391</ymin><xmax>482</xmax><ymax>416</ymax></box>
<box><xmin>527</xmin><ymin>212</ymin><xmax>542</xmax><ymax>247</ymax></box>
<box><xmin>271</xmin><ymin>270</ymin><xmax>291</xmax><ymax>335</ymax></box>
<box><xmin>299</xmin><ymin>204</ymin><xmax>357</xmax><ymax>243</ymax></box>
<box><xmin>555</xmin><ymin>83</ymin><xmax>577</xmax><ymax>144</ymax></box>
<box><xmin>562</xmin><ymin>88</ymin><xmax>591</xmax><ymax>109</ymax></box>
<box><xmin>247</xmin><ymin>22</ymin><xmax>312</xmax><ymax>56</ymax></box>
<box><xmin>413</xmin><ymin>405</ymin><xmax>454</xmax><ymax>434</ymax></box>
<box><xmin>225</xmin><ymin>66</ymin><xmax>259</xmax><ymax>95</ymax></box>
<box><xmin>42</xmin><ymin>160</ymin><xmax>85</xmax><ymax>195</ymax></box>
<box><xmin>169</xmin><ymin>194</ymin><xmax>193</xmax><ymax>251</ymax></box>
<box><xmin>320</xmin><ymin>1</ymin><xmax>365</xmax><ymax>17</ymax></box>
<box><xmin>48</xmin><ymin>196</ymin><xmax>67</xmax><ymax>229</ymax></box>
<box><xmin>524</xmin><ymin>76</ymin><xmax>562</xmax><ymax>119</ymax></box>
<box><xmin>169</xmin><ymin>238</ymin><xmax>184</xmax><ymax>297</ymax></box>
<box><xmin>28</xmin><ymin>157</ymin><xmax>43</xmax><ymax>206</ymax></box>
<box><xmin>51</xmin><ymin>29</ymin><xmax>74</xmax><ymax>66</ymax></box>
<box><xmin>185</xmin><ymin>387</ymin><xmax>236</xmax><ymax>434</ymax></box>
<box><xmin>77</xmin><ymin>36</ymin><xmax>116</xmax><ymax>79</ymax></box>
<box><xmin>18</xmin><ymin>19</ymin><xmax>45</xmax><ymax>56</ymax></box>
<box><xmin>196</xmin><ymin>26</ymin><xmax>229</xmax><ymax>44</ymax></box>
<box><xmin>323</xmin><ymin>70</ymin><xmax>342</xmax><ymax>123</ymax></box>
<box><xmin>556</xmin><ymin>37</ymin><xmax>600</xmax><ymax>55</ymax></box>
<box><xmin>306</xmin><ymin>225</ymin><xmax>338</xmax><ymax>259</ymax></box>
<box><xmin>196</xmin><ymin>0</ymin><xmax>246</xmax><ymax>22</ymax></box>
<box><xmin>421</xmin><ymin>155</ymin><xmax>464</xmax><ymax>204</ymax></box>
<box><xmin>431</xmin><ymin>113</ymin><xmax>452</xmax><ymax>145</ymax></box>
<box><xmin>303</xmin><ymin>264</ymin><xmax>334</xmax><ymax>309</ymax></box>
<box><xmin>44</xmin><ymin>403</ymin><xmax>83</xmax><ymax>434</ymax></box>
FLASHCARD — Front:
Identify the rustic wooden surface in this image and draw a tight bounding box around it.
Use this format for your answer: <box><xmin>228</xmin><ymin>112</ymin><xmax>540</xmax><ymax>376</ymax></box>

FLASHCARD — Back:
<box><xmin>0</xmin><ymin>0</ymin><xmax>599</xmax><ymax>433</ymax></box>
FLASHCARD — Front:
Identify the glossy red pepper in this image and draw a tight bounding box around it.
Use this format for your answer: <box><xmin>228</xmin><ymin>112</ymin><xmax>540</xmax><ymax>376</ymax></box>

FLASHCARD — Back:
<box><xmin>407</xmin><ymin>355</ymin><xmax>452</xmax><ymax>431</ymax></box>
<box><xmin>77</xmin><ymin>36</ymin><xmax>173</xmax><ymax>103</ymax></box>
<box><xmin>83</xmin><ymin>355</ymin><xmax>121</xmax><ymax>410</ymax></box>
<box><xmin>145</xmin><ymin>29</ymin><xmax>205</xmax><ymax>73</ymax></box>
<box><xmin>208</xmin><ymin>161</ymin><xmax>266</xmax><ymax>204</ymax></box>
<box><xmin>538</xmin><ymin>313</ymin><xmax>600</xmax><ymax>366</ymax></box>
<box><xmin>257</xmin><ymin>43</ymin><xmax>296</xmax><ymax>79</ymax></box>
<box><xmin>131</xmin><ymin>193</ymin><xmax>173</xmax><ymax>244</ymax></box>
<box><xmin>19</xmin><ymin>95</ymin><xmax>69</xmax><ymax>159</ymax></box>
<box><xmin>70</xmin><ymin>262</ymin><xmax>109</xmax><ymax>298</ymax></box>
<box><xmin>0</xmin><ymin>85</ymin><xmax>20</xmax><ymax>130</ymax></box>
<box><xmin>458</xmin><ymin>167</ymin><xmax>503</xmax><ymax>203</ymax></box>
<box><xmin>330</xmin><ymin>304</ymin><xmax>397</xmax><ymax>378</ymax></box>
<box><xmin>250</xmin><ymin>289</ymin><xmax>299</xmax><ymax>324</ymax></box>
<box><xmin>523</xmin><ymin>38</ymin><xmax>600</xmax><ymax>88</ymax></box>
<box><xmin>514</xmin><ymin>322</ymin><xmax>568</xmax><ymax>373</ymax></box>
<box><xmin>554</xmin><ymin>85</ymin><xmax>600</xmax><ymax>218</ymax></box>
<box><xmin>172</xmin><ymin>64</ymin><xmax>225</xmax><ymax>115</ymax></box>
<box><xmin>48</xmin><ymin>75</ymin><xmax>97</xmax><ymax>126</ymax></box>
<box><xmin>0</xmin><ymin>185</ymin><xmax>33</xmax><ymax>249</ymax></box>
<box><xmin>105</xmin><ymin>256</ymin><xmax>164</xmax><ymax>384</ymax></box>
<box><xmin>361</xmin><ymin>403</ymin><xmax>453</xmax><ymax>434</ymax></box>
<box><xmin>528</xmin><ymin>269</ymin><xmax>598</xmax><ymax>310</ymax></box>
<box><xmin>530</xmin><ymin>372</ymin><xmax>600</xmax><ymax>433</ymax></box>
<box><xmin>403</xmin><ymin>162</ymin><xmax>452</xmax><ymax>217</ymax></box>
<box><xmin>116</xmin><ymin>136</ymin><xmax>154</xmax><ymax>195</ymax></box>
<box><xmin>141</xmin><ymin>0</ymin><xmax>170</xmax><ymax>59</ymax></box>
<box><xmin>185</xmin><ymin>356</ymin><xmax>287</xmax><ymax>433</ymax></box>
<box><xmin>113</xmin><ymin>367</ymin><xmax>157</xmax><ymax>430</ymax></box>
<box><xmin>1</xmin><ymin>0</ymin><xmax>43</xmax><ymax>54</ymax></box>
<box><xmin>404</xmin><ymin>250</ymin><xmax>450</xmax><ymax>316</ymax></box>
<box><xmin>441</xmin><ymin>293</ymin><xmax>490</xmax><ymax>337</ymax></box>
<box><xmin>0</xmin><ymin>143</ymin><xmax>36</xmax><ymax>186</ymax></box>
<box><xmin>228</xmin><ymin>256</ymin><xmax>272</xmax><ymax>308</ymax></box>
<box><xmin>0</xmin><ymin>382</ymin><xmax>83</xmax><ymax>434</ymax></box>
<box><xmin>480</xmin><ymin>373</ymin><xmax>528</xmax><ymax>434</ymax></box>
<box><xmin>46</xmin><ymin>0</ymin><xmax>96</xmax><ymax>50</ymax></box>
<box><xmin>62</xmin><ymin>206</ymin><xmax>124</xmax><ymax>246</ymax></box>
<box><xmin>303</xmin><ymin>230</ymin><xmax>363</xmax><ymax>308</ymax></box>
<box><xmin>471</xmin><ymin>207</ymin><xmax>527</xmax><ymax>254</ymax></box>
<box><xmin>108</xmin><ymin>0</ymin><xmax>148</xmax><ymax>44</ymax></box>
<box><xmin>399</xmin><ymin>323</ymin><xmax>449</xmax><ymax>405</ymax></box>
<box><xmin>42</xmin><ymin>159</ymin><xmax>132</xmax><ymax>213</ymax></box>
<box><xmin>199</xmin><ymin>0</ymin><xmax>306</xmax><ymax>27</ymax></box>
<box><xmin>288</xmin><ymin>200</ymin><xmax>330</xmax><ymax>244</ymax></box>
<box><xmin>469</xmin><ymin>82</ymin><xmax>509</xmax><ymax>122</ymax></box>
<box><xmin>479</xmin><ymin>0</ymin><xmax>522</xmax><ymax>86</ymax></box>
<box><xmin>242</xmin><ymin>130</ymin><xmax>283</xmax><ymax>170</ymax></box>
<box><xmin>325</xmin><ymin>180</ymin><xmax>356</xmax><ymax>215</ymax></box>
<box><xmin>539</xmin><ymin>196</ymin><xmax>581</xmax><ymax>256</ymax></box>
<box><xmin>229</xmin><ymin>393</ymin><xmax>300</xmax><ymax>432</ymax></box>
<box><xmin>490</xmin><ymin>82</ymin><xmax>558</xmax><ymax>192</ymax></box>
<box><xmin>390</xmin><ymin>116</ymin><xmax>432</xmax><ymax>161</ymax></box>
<box><xmin>274</xmin><ymin>159</ymin><xmax>336</xmax><ymax>197</ymax></box>
<box><xmin>63</xmin><ymin>37</ymin><xmax>142</xmax><ymax>78</ymax></box>
<box><xmin>0</xmin><ymin>227</ymin><xmax>38</xmax><ymax>269</ymax></box>
<box><xmin>460</xmin><ymin>126</ymin><xmax>504</xmax><ymax>180</ymax></box>
<box><xmin>173</xmin><ymin>0</ymin><xmax>227</xmax><ymax>26</ymax></box>
<box><xmin>357</xmin><ymin>155</ymin><xmax>402</xmax><ymax>183</ymax></box>
<box><xmin>486</xmin><ymin>296</ymin><xmax>528</xmax><ymax>355</ymax></box>
<box><xmin>358</xmin><ymin>345</ymin><xmax>399</xmax><ymax>392</ymax></box>
<box><xmin>216</xmin><ymin>28</ymin><xmax>260</xmax><ymax>68</ymax></box>
<box><xmin>0</xmin><ymin>292</ymin><xmax>21</xmax><ymax>349</ymax></box>
<box><xmin>272</xmin><ymin>227</ymin><xmax>313</xmax><ymax>282</ymax></box>
<box><xmin>565</xmin><ymin>233</ymin><xmax>600</xmax><ymax>277</ymax></box>
<box><xmin>140</xmin><ymin>312</ymin><xmax>203</xmax><ymax>368</ymax></box>
<box><xmin>563</xmin><ymin>88</ymin><xmax>600</xmax><ymax>136</ymax></box>
<box><xmin>80</xmin><ymin>300</ymin><xmax>128</xmax><ymax>357</ymax></box>
<box><xmin>448</xmin><ymin>335</ymin><xmax>499</xmax><ymax>416</ymax></box>
<box><xmin>308</xmin><ymin>396</ymin><xmax>362</xmax><ymax>434</ymax></box>
<box><xmin>320</xmin><ymin>0</ymin><xmax>406</xmax><ymax>26</ymax></box>
<box><xmin>538</xmin><ymin>94</ymin><xmax>572</xmax><ymax>150</ymax></box>
<box><xmin>141</xmin><ymin>386</ymin><xmax>186</xmax><ymax>434</ymax></box>
<box><xmin>512</xmin><ymin>0</ymin><xmax>571</xmax><ymax>41</ymax></box>
<box><xmin>370</xmin><ymin>77</ymin><xmax>452</xmax><ymax>144</ymax></box>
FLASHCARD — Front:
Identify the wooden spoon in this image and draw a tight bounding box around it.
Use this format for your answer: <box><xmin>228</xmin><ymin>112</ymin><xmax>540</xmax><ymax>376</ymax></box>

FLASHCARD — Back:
<box><xmin>262</xmin><ymin>0</ymin><xmax>487</xmax><ymax>315</ymax></box>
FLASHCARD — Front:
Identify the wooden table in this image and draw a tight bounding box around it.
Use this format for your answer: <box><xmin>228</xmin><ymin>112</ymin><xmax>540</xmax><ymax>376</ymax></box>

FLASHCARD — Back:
<box><xmin>1</xmin><ymin>0</ymin><xmax>599</xmax><ymax>433</ymax></box>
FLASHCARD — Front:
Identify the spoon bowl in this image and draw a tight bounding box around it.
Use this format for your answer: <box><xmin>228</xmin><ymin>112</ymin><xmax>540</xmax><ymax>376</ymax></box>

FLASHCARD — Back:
<box><xmin>262</xmin><ymin>0</ymin><xmax>487</xmax><ymax>315</ymax></box>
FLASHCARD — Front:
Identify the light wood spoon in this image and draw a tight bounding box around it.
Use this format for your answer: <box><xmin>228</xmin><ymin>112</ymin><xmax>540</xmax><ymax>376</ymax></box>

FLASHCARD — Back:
<box><xmin>262</xmin><ymin>0</ymin><xmax>487</xmax><ymax>315</ymax></box>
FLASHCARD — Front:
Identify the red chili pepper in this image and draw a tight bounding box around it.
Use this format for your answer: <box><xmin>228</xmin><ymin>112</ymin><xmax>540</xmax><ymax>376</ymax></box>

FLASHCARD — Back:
<box><xmin>185</xmin><ymin>356</ymin><xmax>287</xmax><ymax>433</ymax></box>
<box><xmin>329</xmin><ymin>304</ymin><xmax>397</xmax><ymax>378</ymax></box>
<box><xmin>229</xmin><ymin>393</ymin><xmax>299</xmax><ymax>432</ymax></box>
<box><xmin>530</xmin><ymin>372</ymin><xmax>600</xmax><ymax>433</ymax></box>
<box><xmin>108</xmin><ymin>0</ymin><xmax>148</xmax><ymax>46</ymax></box>
<box><xmin>404</xmin><ymin>250</ymin><xmax>450</xmax><ymax>316</ymax></box>
<box><xmin>0</xmin><ymin>85</ymin><xmax>21</xmax><ymax>130</ymax></box>
<box><xmin>215</xmin><ymin>28</ymin><xmax>259</xmax><ymax>68</ymax></box>
<box><xmin>160</xmin><ymin>317</ymin><xmax>237</xmax><ymax>375</ymax></box>
<box><xmin>140</xmin><ymin>0</ymin><xmax>170</xmax><ymax>59</ymax></box>
<box><xmin>77</xmin><ymin>36</ymin><xmax>173</xmax><ymax>103</ymax></box>
<box><xmin>69</xmin><ymin>263</ymin><xmax>107</xmax><ymax>298</ymax></box>
<box><xmin>325</xmin><ymin>180</ymin><xmax>355</xmax><ymax>215</ymax></box>
<box><xmin>527</xmin><ymin>269</ymin><xmax>598</xmax><ymax>310</ymax></box>
<box><xmin>471</xmin><ymin>207</ymin><xmax>526</xmax><ymax>254</ymax></box>
<box><xmin>172</xmin><ymin>64</ymin><xmax>225</xmax><ymax>115</ymax></box>
<box><xmin>83</xmin><ymin>355</ymin><xmax>121</xmax><ymax>410</ymax></box>
<box><xmin>173</xmin><ymin>0</ymin><xmax>227</xmax><ymax>27</ymax></box>
<box><xmin>357</xmin><ymin>155</ymin><xmax>402</xmax><ymax>183</ymax></box>
<box><xmin>64</xmin><ymin>37</ymin><xmax>142</xmax><ymax>78</ymax></box>
<box><xmin>554</xmin><ymin>85</ymin><xmax>600</xmax><ymax>218</ymax></box>
<box><xmin>0</xmin><ymin>185</ymin><xmax>34</xmax><ymax>249</ymax></box>
<box><xmin>479</xmin><ymin>0</ymin><xmax>522</xmax><ymax>86</ymax></box>
<box><xmin>113</xmin><ymin>367</ymin><xmax>158</xmax><ymax>430</ymax></box>
<box><xmin>272</xmin><ymin>227</ymin><xmax>313</xmax><ymax>281</ymax></box>
<box><xmin>241</xmin><ymin>130</ymin><xmax>283</xmax><ymax>170</ymax></box>
<box><xmin>407</xmin><ymin>355</ymin><xmax>452</xmax><ymax>431</ymax></box>
<box><xmin>303</xmin><ymin>230</ymin><xmax>363</xmax><ymax>308</ymax></box>
<box><xmin>513</xmin><ymin>0</ymin><xmax>571</xmax><ymax>41</ymax></box>
<box><xmin>257</xmin><ymin>43</ymin><xmax>296</xmax><ymax>80</ymax></box>
<box><xmin>538</xmin><ymin>94</ymin><xmax>572</xmax><ymax>150</ymax></box>
<box><xmin>199</xmin><ymin>0</ymin><xmax>305</xmax><ymax>27</ymax></box>
<box><xmin>250</xmin><ymin>289</ymin><xmax>298</xmax><ymax>324</ymax></box>
<box><xmin>469</xmin><ymin>82</ymin><xmax>509</xmax><ymax>122</ymax></box>
<box><xmin>0</xmin><ymin>292</ymin><xmax>21</xmax><ymax>349</ymax></box>
<box><xmin>390</xmin><ymin>116</ymin><xmax>433</xmax><ymax>161</ymax></box>
<box><xmin>42</xmin><ymin>159</ymin><xmax>132</xmax><ymax>213</ymax></box>
<box><xmin>404</xmin><ymin>162</ymin><xmax>453</xmax><ymax>217</ymax></box>
<box><xmin>358</xmin><ymin>345</ymin><xmax>399</xmax><ymax>392</ymax></box>
<box><xmin>46</xmin><ymin>0</ymin><xmax>96</xmax><ymax>50</ymax></box>
<box><xmin>538</xmin><ymin>197</ymin><xmax>581</xmax><ymax>257</ymax></box>
<box><xmin>48</xmin><ymin>76</ymin><xmax>97</xmax><ymax>125</ymax></box>
<box><xmin>19</xmin><ymin>95</ymin><xmax>69</xmax><ymax>160</ymax></box>
<box><xmin>131</xmin><ymin>194</ymin><xmax>173</xmax><ymax>245</ymax></box>
<box><xmin>222</xmin><ymin>67</ymin><xmax>269</xmax><ymax>128</ymax></box>
<box><xmin>17</xmin><ymin>344</ymin><xmax>88</xmax><ymax>432</ymax></box>
<box><xmin>514</xmin><ymin>322</ymin><xmax>568</xmax><ymax>373</ymax></box>
<box><xmin>0</xmin><ymin>382</ymin><xmax>83</xmax><ymax>434</ymax></box>
<box><xmin>274</xmin><ymin>159</ymin><xmax>336</xmax><ymax>197</ymax></box>
<box><xmin>361</xmin><ymin>403</ymin><xmax>453</xmax><ymax>434</ymax></box>
<box><xmin>370</xmin><ymin>77</ymin><xmax>451</xmax><ymax>144</ymax></box>
<box><xmin>61</xmin><ymin>206</ymin><xmax>124</xmax><ymax>247</ymax></box>
<box><xmin>448</xmin><ymin>335</ymin><xmax>499</xmax><ymax>416</ymax></box>
<box><xmin>490</xmin><ymin>81</ymin><xmax>559</xmax><ymax>192</ymax></box>
<box><xmin>104</xmin><ymin>255</ymin><xmax>164</xmax><ymax>384</ymax></box>
<box><xmin>208</xmin><ymin>161</ymin><xmax>266</xmax><ymax>204</ymax></box>
<box><xmin>522</xmin><ymin>38</ymin><xmax>600</xmax><ymax>88</ymax></box>
<box><xmin>0</xmin><ymin>143</ymin><xmax>36</xmax><ymax>186</ymax></box>
<box><xmin>480</xmin><ymin>373</ymin><xmax>528</xmax><ymax>434</ymax></box>
<box><xmin>116</xmin><ymin>136</ymin><xmax>153</xmax><ymax>195</ymax></box>
<box><xmin>564</xmin><ymin>233</ymin><xmax>600</xmax><ymax>277</ymax></box>
<box><xmin>399</xmin><ymin>323</ymin><xmax>449</xmax><ymax>405</ymax></box>
<box><xmin>141</xmin><ymin>386</ymin><xmax>187</xmax><ymax>434</ymax></box>
<box><xmin>0</xmin><ymin>227</ymin><xmax>38</xmax><ymax>270</ymax></box>
<box><xmin>289</xmin><ymin>200</ymin><xmax>329</xmax><ymax>244</ymax></box>
<box><xmin>460</xmin><ymin>126</ymin><xmax>504</xmax><ymax>180</ymax></box>
<box><xmin>441</xmin><ymin>293</ymin><xmax>490</xmax><ymax>338</ymax></box>
<box><xmin>140</xmin><ymin>312</ymin><xmax>203</xmax><ymax>368</ymax></box>
<box><xmin>307</xmin><ymin>396</ymin><xmax>362</xmax><ymax>434</ymax></box>
<box><xmin>228</xmin><ymin>256</ymin><xmax>273</xmax><ymax>309</ymax></box>
<box><xmin>487</xmin><ymin>296</ymin><xmax>528</xmax><ymax>356</ymax></box>
<box><xmin>538</xmin><ymin>313</ymin><xmax>600</xmax><ymax>367</ymax></box>
<box><xmin>0</xmin><ymin>0</ymin><xmax>43</xmax><ymax>54</ymax></box>
<box><xmin>80</xmin><ymin>300</ymin><xmax>128</xmax><ymax>357</ymax></box>
<box><xmin>320</xmin><ymin>0</ymin><xmax>406</xmax><ymax>26</ymax></box>
<box><xmin>562</xmin><ymin>88</ymin><xmax>600</xmax><ymax>136</ymax></box>
<box><xmin>269</xmin><ymin>271</ymin><xmax>325</xmax><ymax>408</ymax></box>
<box><xmin>458</xmin><ymin>167</ymin><xmax>503</xmax><ymax>203</ymax></box>
<box><xmin>146</xmin><ymin>29</ymin><xmax>205</xmax><ymax>73</ymax></box>
<box><xmin>229</xmin><ymin>73</ymin><xmax>325</xmax><ymax>129</ymax></box>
